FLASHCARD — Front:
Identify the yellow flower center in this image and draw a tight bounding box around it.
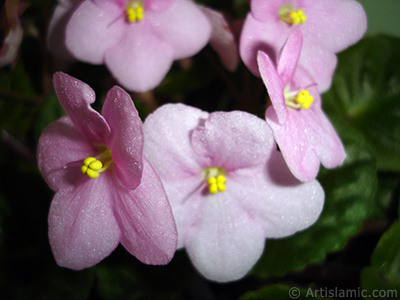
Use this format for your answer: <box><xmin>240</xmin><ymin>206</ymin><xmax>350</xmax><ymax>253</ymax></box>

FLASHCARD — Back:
<box><xmin>126</xmin><ymin>1</ymin><xmax>144</xmax><ymax>23</ymax></box>
<box><xmin>203</xmin><ymin>167</ymin><xmax>226</xmax><ymax>194</ymax></box>
<box><xmin>284</xmin><ymin>86</ymin><xmax>314</xmax><ymax>110</ymax></box>
<box><xmin>81</xmin><ymin>149</ymin><xmax>113</xmax><ymax>179</ymax></box>
<box><xmin>279</xmin><ymin>5</ymin><xmax>306</xmax><ymax>25</ymax></box>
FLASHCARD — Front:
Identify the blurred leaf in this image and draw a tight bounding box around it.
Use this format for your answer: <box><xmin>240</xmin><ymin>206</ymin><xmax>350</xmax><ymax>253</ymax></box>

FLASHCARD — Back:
<box><xmin>238</xmin><ymin>284</ymin><xmax>332</xmax><ymax>300</ymax></box>
<box><xmin>359</xmin><ymin>0</ymin><xmax>400</xmax><ymax>38</ymax></box>
<box><xmin>251</xmin><ymin>120</ymin><xmax>376</xmax><ymax>278</ymax></box>
<box><xmin>361</xmin><ymin>220</ymin><xmax>400</xmax><ymax>299</ymax></box>
<box><xmin>96</xmin><ymin>250</ymin><xmax>194</xmax><ymax>300</ymax></box>
<box><xmin>323</xmin><ymin>36</ymin><xmax>400</xmax><ymax>171</ymax></box>
<box><xmin>368</xmin><ymin>174</ymin><xmax>400</xmax><ymax>221</ymax></box>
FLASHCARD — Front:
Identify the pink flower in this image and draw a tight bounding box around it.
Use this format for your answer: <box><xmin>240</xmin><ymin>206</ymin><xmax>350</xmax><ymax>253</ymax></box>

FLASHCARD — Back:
<box><xmin>143</xmin><ymin>103</ymin><xmax>324</xmax><ymax>282</ymax></box>
<box><xmin>0</xmin><ymin>0</ymin><xmax>26</xmax><ymax>67</ymax></box>
<box><xmin>37</xmin><ymin>72</ymin><xmax>177</xmax><ymax>270</ymax></box>
<box><xmin>240</xmin><ymin>0</ymin><xmax>367</xmax><ymax>92</ymax></box>
<box><xmin>47</xmin><ymin>0</ymin><xmax>212</xmax><ymax>92</ymax></box>
<box><xmin>258</xmin><ymin>27</ymin><xmax>346</xmax><ymax>182</ymax></box>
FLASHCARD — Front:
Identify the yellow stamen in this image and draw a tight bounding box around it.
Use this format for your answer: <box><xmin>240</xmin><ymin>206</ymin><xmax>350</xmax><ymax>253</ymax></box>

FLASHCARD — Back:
<box><xmin>279</xmin><ymin>5</ymin><xmax>306</xmax><ymax>25</ymax></box>
<box><xmin>203</xmin><ymin>167</ymin><xmax>226</xmax><ymax>194</ymax></box>
<box><xmin>295</xmin><ymin>90</ymin><xmax>314</xmax><ymax>110</ymax></box>
<box><xmin>126</xmin><ymin>1</ymin><xmax>144</xmax><ymax>23</ymax></box>
<box><xmin>81</xmin><ymin>149</ymin><xmax>113</xmax><ymax>179</ymax></box>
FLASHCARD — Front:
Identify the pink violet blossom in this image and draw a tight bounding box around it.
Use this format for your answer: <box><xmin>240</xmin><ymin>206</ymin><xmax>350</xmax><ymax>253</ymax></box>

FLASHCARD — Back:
<box><xmin>258</xmin><ymin>27</ymin><xmax>346</xmax><ymax>182</ymax></box>
<box><xmin>47</xmin><ymin>0</ymin><xmax>212</xmax><ymax>92</ymax></box>
<box><xmin>0</xmin><ymin>0</ymin><xmax>26</xmax><ymax>67</ymax></box>
<box><xmin>240</xmin><ymin>0</ymin><xmax>367</xmax><ymax>92</ymax></box>
<box><xmin>37</xmin><ymin>72</ymin><xmax>177</xmax><ymax>270</ymax></box>
<box><xmin>143</xmin><ymin>103</ymin><xmax>324</xmax><ymax>282</ymax></box>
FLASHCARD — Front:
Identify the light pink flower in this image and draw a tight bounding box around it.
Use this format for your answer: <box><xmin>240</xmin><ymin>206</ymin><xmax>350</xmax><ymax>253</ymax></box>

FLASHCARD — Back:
<box><xmin>37</xmin><ymin>72</ymin><xmax>177</xmax><ymax>270</ymax></box>
<box><xmin>143</xmin><ymin>103</ymin><xmax>324</xmax><ymax>282</ymax></box>
<box><xmin>47</xmin><ymin>0</ymin><xmax>212</xmax><ymax>92</ymax></box>
<box><xmin>240</xmin><ymin>0</ymin><xmax>367</xmax><ymax>92</ymax></box>
<box><xmin>258</xmin><ymin>27</ymin><xmax>346</xmax><ymax>182</ymax></box>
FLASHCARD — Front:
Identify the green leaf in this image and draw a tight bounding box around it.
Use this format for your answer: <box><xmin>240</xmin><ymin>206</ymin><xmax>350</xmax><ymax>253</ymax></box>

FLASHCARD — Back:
<box><xmin>368</xmin><ymin>174</ymin><xmax>400</xmax><ymax>221</ymax></box>
<box><xmin>96</xmin><ymin>250</ymin><xmax>194</xmax><ymax>300</ymax></box>
<box><xmin>238</xmin><ymin>284</ymin><xmax>332</xmax><ymax>300</ymax></box>
<box><xmin>361</xmin><ymin>220</ymin><xmax>400</xmax><ymax>299</ymax></box>
<box><xmin>322</xmin><ymin>36</ymin><xmax>400</xmax><ymax>171</ymax></box>
<box><xmin>251</xmin><ymin>121</ymin><xmax>376</xmax><ymax>278</ymax></box>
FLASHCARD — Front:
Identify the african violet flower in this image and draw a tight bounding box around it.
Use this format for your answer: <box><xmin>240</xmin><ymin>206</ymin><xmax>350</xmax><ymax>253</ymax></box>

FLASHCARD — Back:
<box><xmin>47</xmin><ymin>0</ymin><xmax>212</xmax><ymax>92</ymax></box>
<box><xmin>37</xmin><ymin>72</ymin><xmax>177</xmax><ymax>269</ymax></box>
<box><xmin>258</xmin><ymin>27</ymin><xmax>346</xmax><ymax>182</ymax></box>
<box><xmin>0</xmin><ymin>0</ymin><xmax>26</xmax><ymax>67</ymax></box>
<box><xmin>240</xmin><ymin>0</ymin><xmax>367</xmax><ymax>92</ymax></box>
<box><xmin>143</xmin><ymin>103</ymin><xmax>324</xmax><ymax>282</ymax></box>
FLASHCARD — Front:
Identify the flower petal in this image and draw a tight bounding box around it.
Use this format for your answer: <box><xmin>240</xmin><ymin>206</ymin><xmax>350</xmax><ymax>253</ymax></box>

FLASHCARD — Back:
<box><xmin>47</xmin><ymin>0</ymin><xmax>83</xmax><ymax>61</ymax></box>
<box><xmin>148</xmin><ymin>0</ymin><xmax>211</xmax><ymax>60</ymax></box>
<box><xmin>112</xmin><ymin>158</ymin><xmax>178</xmax><ymax>265</ymax></box>
<box><xmin>147</xmin><ymin>0</ymin><xmax>176</xmax><ymax>11</ymax></box>
<box><xmin>48</xmin><ymin>174</ymin><xmax>121</xmax><ymax>270</ymax></box>
<box><xmin>105</xmin><ymin>23</ymin><xmax>174</xmax><ymax>92</ymax></box>
<box><xmin>230</xmin><ymin>150</ymin><xmax>325</xmax><ymax>238</ymax></box>
<box><xmin>257</xmin><ymin>50</ymin><xmax>287</xmax><ymax>124</ymax></box>
<box><xmin>184</xmin><ymin>192</ymin><xmax>265</xmax><ymax>282</ymax></box>
<box><xmin>277</xmin><ymin>27</ymin><xmax>302</xmax><ymax>84</ymax></box>
<box><xmin>66</xmin><ymin>0</ymin><xmax>124</xmax><ymax>64</ymax></box>
<box><xmin>200</xmin><ymin>6</ymin><xmax>239</xmax><ymax>72</ymax></box>
<box><xmin>301</xmin><ymin>0</ymin><xmax>367</xmax><ymax>53</ymax></box>
<box><xmin>37</xmin><ymin>116</ymin><xmax>97</xmax><ymax>192</ymax></box>
<box><xmin>191</xmin><ymin>111</ymin><xmax>275</xmax><ymax>174</ymax></box>
<box><xmin>143</xmin><ymin>103</ymin><xmax>209</xmax><ymax>180</ymax></box>
<box><xmin>266</xmin><ymin>107</ymin><xmax>321</xmax><ymax>182</ymax></box>
<box><xmin>101</xmin><ymin>86</ymin><xmax>143</xmax><ymax>190</ymax></box>
<box><xmin>53</xmin><ymin>72</ymin><xmax>111</xmax><ymax>145</ymax></box>
<box><xmin>240</xmin><ymin>11</ymin><xmax>288</xmax><ymax>76</ymax></box>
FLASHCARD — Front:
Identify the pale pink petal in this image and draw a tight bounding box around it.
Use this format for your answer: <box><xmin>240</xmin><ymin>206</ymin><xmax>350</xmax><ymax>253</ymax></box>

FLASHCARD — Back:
<box><xmin>147</xmin><ymin>0</ymin><xmax>176</xmax><ymax>11</ymax></box>
<box><xmin>48</xmin><ymin>174</ymin><xmax>121</xmax><ymax>270</ymax></box>
<box><xmin>191</xmin><ymin>111</ymin><xmax>275</xmax><ymax>174</ymax></box>
<box><xmin>112</xmin><ymin>158</ymin><xmax>178</xmax><ymax>265</ymax></box>
<box><xmin>184</xmin><ymin>192</ymin><xmax>265</xmax><ymax>282</ymax></box>
<box><xmin>37</xmin><ymin>116</ymin><xmax>97</xmax><ymax>192</ymax></box>
<box><xmin>47</xmin><ymin>0</ymin><xmax>83</xmax><ymax>61</ymax></box>
<box><xmin>105</xmin><ymin>24</ymin><xmax>174</xmax><ymax>92</ymax></box>
<box><xmin>301</xmin><ymin>0</ymin><xmax>367</xmax><ymax>53</ymax></box>
<box><xmin>53</xmin><ymin>72</ymin><xmax>111</xmax><ymax>145</ymax></box>
<box><xmin>66</xmin><ymin>0</ymin><xmax>124</xmax><ymax>64</ymax></box>
<box><xmin>277</xmin><ymin>27</ymin><xmax>302</xmax><ymax>84</ymax></box>
<box><xmin>93</xmin><ymin>0</ymin><xmax>121</xmax><ymax>12</ymax></box>
<box><xmin>159</xmin><ymin>174</ymin><xmax>205</xmax><ymax>249</ymax></box>
<box><xmin>299</xmin><ymin>41</ymin><xmax>337</xmax><ymax>93</ymax></box>
<box><xmin>148</xmin><ymin>0</ymin><xmax>211</xmax><ymax>60</ymax></box>
<box><xmin>257</xmin><ymin>51</ymin><xmax>287</xmax><ymax>124</ymax></box>
<box><xmin>229</xmin><ymin>150</ymin><xmax>324</xmax><ymax>237</ymax></box>
<box><xmin>200</xmin><ymin>6</ymin><xmax>239</xmax><ymax>72</ymax></box>
<box><xmin>143</xmin><ymin>103</ymin><xmax>209</xmax><ymax>179</ymax></box>
<box><xmin>266</xmin><ymin>107</ymin><xmax>321</xmax><ymax>182</ymax></box>
<box><xmin>250</xmin><ymin>0</ymin><xmax>286</xmax><ymax>22</ymax></box>
<box><xmin>101</xmin><ymin>86</ymin><xmax>143</xmax><ymax>190</ymax></box>
<box><xmin>240</xmin><ymin>11</ymin><xmax>288</xmax><ymax>76</ymax></box>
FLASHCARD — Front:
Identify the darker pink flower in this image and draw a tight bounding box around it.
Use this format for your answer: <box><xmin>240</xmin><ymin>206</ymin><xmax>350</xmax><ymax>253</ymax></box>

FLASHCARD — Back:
<box><xmin>37</xmin><ymin>72</ymin><xmax>177</xmax><ymax>269</ymax></box>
